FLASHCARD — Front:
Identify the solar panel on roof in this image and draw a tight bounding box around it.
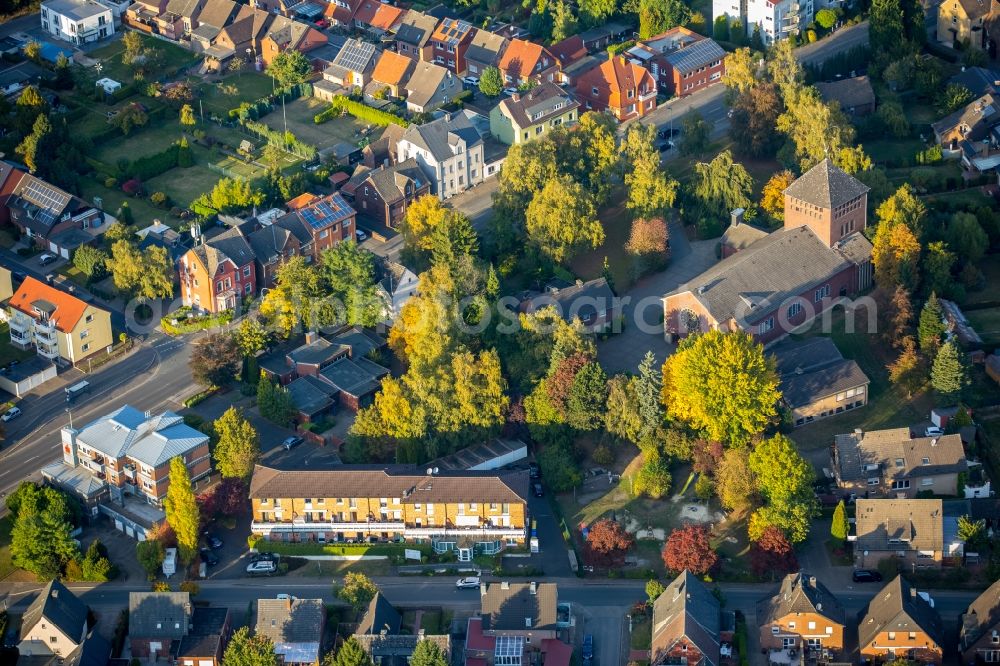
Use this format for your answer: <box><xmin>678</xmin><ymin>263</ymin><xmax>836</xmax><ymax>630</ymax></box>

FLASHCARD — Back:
<box><xmin>22</xmin><ymin>178</ymin><xmax>68</xmax><ymax>225</ymax></box>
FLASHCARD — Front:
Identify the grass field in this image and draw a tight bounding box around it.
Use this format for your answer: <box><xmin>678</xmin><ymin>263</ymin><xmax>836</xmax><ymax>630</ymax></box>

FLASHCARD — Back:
<box><xmin>88</xmin><ymin>34</ymin><xmax>198</xmax><ymax>83</ymax></box>
<box><xmin>262</xmin><ymin>97</ymin><xmax>367</xmax><ymax>150</ymax></box>
<box><xmin>965</xmin><ymin>307</ymin><xmax>1000</xmax><ymax>345</ymax></box>
<box><xmin>0</xmin><ymin>326</ymin><xmax>35</xmax><ymax>368</ymax></box>
<box><xmin>94</xmin><ymin>120</ymin><xmax>189</xmax><ymax>164</ymax></box>
<box><xmin>79</xmin><ymin>176</ymin><xmax>163</xmax><ymax>224</ymax></box>
<box><xmin>192</xmin><ymin>73</ymin><xmax>277</xmax><ymax>118</ymax></box>
<box><xmin>0</xmin><ymin>515</ymin><xmax>17</xmax><ymax>580</ymax></box>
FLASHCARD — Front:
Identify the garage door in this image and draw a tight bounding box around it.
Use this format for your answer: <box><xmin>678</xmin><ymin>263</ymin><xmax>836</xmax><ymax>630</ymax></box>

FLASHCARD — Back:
<box><xmin>125</xmin><ymin>526</ymin><xmax>135</xmax><ymax>538</ymax></box>
<box><xmin>60</xmin><ymin>247</ymin><xmax>69</xmax><ymax>259</ymax></box>
<box><xmin>114</xmin><ymin>519</ymin><xmax>124</xmax><ymax>532</ymax></box>
<box><xmin>48</xmin><ymin>241</ymin><xmax>58</xmax><ymax>253</ymax></box>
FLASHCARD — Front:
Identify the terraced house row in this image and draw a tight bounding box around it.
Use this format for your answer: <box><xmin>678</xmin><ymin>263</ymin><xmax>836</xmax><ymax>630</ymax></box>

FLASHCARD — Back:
<box><xmin>248</xmin><ymin>464</ymin><xmax>530</xmax><ymax>555</ymax></box>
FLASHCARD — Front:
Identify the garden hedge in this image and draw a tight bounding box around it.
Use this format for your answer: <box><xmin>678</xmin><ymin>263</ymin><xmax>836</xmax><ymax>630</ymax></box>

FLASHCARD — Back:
<box><xmin>314</xmin><ymin>96</ymin><xmax>409</xmax><ymax>128</ymax></box>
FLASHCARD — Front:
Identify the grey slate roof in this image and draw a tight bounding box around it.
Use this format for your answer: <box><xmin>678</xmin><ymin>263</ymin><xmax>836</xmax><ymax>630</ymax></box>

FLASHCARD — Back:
<box><xmin>783</xmin><ymin>158</ymin><xmax>871</xmax><ymax>209</ymax></box>
<box><xmin>177</xmin><ymin>607</ymin><xmax>230</xmax><ymax>659</ymax></box>
<box><xmin>395</xmin><ymin>9</ymin><xmax>439</xmax><ymax>47</ymax></box>
<box><xmin>855</xmin><ymin>499</ymin><xmax>944</xmax><ymax>554</ymax></box>
<box><xmin>815</xmin><ymin>75</ymin><xmax>876</xmax><ymax>111</ymax></box>
<box><xmin>247</xmin><ymin>224</ymin><xmax>294</xmax><ymax>264</ymax></box>
<box><xmin>466</xmin><ymin>29</ymin><xmax>507</xmax><ymax>66</ymax></box>
<box><xmin>357</xmin><ymin>592</ymin><xmax>402</xmax><ymax>636</ymax></box>
<box><xmin>74</xmin><ymin>405</ymin><xmax>209</xmax><ymax>467</ymax></box>
<box><xmin>757</xmin><ymin>573</ymin><xmax>846</xmax><ymax>627</ymax></box>
<box><xmin>274</xmin><ymin>212</ymin><xmax>313</xmax><ymax>246</ymax></box>
<box><xmin>287</xmin><ymin>375</ymin><xmax>337</xmax><ymax>415</ymax></box>
<box><xmin>318</xmin><ymin>356</ymin><xmax>389</xmax><ymax>397</ymax></box>
<box><xmin>405</xmin><ymin>61</ymin><xmax>458</xmax><ymax>110</ymax></box>
<box><xmin>525</xmin><ymin>278</ymin><xmax>614</xmax><ymax>326</ymax></box>
<box><xmin>859</xmin><ymin>576</ymin><xmax>944</xmax><ymax>651</ymax></box>
<box><xmin>665</xmin><ymin>226</ymin><xmax>869</xmax><ymax>325</ymax></box>
<box><xmin>497</xmin><ymin>82</ymin><xmax>578</xmax><ymax>130</ymax></box>
<box><xmin>129</xmin><ymin>592</ymin><xmax>192</xmax><ymax>639</ymax></box>
<box><xmin>481</xmin><ymin>582</ymin><xmax>557</xmax><ymax>631</ymax></box>
<box><xmin>399</xmin><ymin>112</ymin><xmax>482</xmax><ymax>162</ymax></box>
<box><xmin>250</xmin><ymin>465</ymin><xmax>531</xmax><ymax>505</ymax></box>
<box><xmin>720</xmin><ymin>221</ymin><xmax>768</xmax><ymax>253</ymax></box>
<box><xmin>20</xmin><ymin>580</ymin><xmax>88</xmax><ymax>645</ymax></box>
<box><xmin>960</xmin><ymin>579</ymin><xmax>1000</xmax><ymax>652</ymax></box>
<box><xmin>355</xmin><ymin>633</ymin><xmax>450</xmax><ymax>661</ymax></box>
<box><xmin>363</xmin><ymin>157</ymin><xmax>428</xmax><ymax>203</ymax></box>
<box><xmin>288</xmin><ymin>336</ymin><xmax>343</xmax><ymax>366</ymax></box>
<box><xmin>930</xmin><ymin>93</ymin><xmax>1000</xmax><ymax>142</ymax></box>
<box><xmin>772</xmin><ymin>337</ymin><xmax>869</xmax><ymax>408</ymax></box>
<box><xmin>662</xmin><ymin>38</ymin><xmax>726</xmax><ymax>73</ymax></box>
<box><xmin>193</xmin><ymin>225</ymin><xmax>255</xmax><ymax>275</ymax></box>
<box><xmin>834</xmin><ymin>428</ymin><xmax>966</xmax><ymax>483</ymax></box>
<box><xmin>651</xmin><ymin>571</ymin><xmax>720</xmax><ymax>666</ymax></box>
<box><xmin>164</xmin><ymin>0</ymin><xmax>200</xmax><ymax>18</ymax></box>
<box><xmin>948</xmin><ymin>67</ymin><xmax>1000</xmax><ymax>97</ymax></box>
<box><xmin>256</xmin><ymin>598</ymin><xmax>325</xmax><ymax>643</ymax></box>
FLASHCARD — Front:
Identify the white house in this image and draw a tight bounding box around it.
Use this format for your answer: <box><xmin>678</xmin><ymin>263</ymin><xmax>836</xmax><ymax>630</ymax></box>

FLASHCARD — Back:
<box><xmin>717</xmin><ymin>0</ymin><xmax>812</xmax><ymax>43</ymax></box>
<box><xmin>396</xmin><ymin>112</ymin><xmax>487</xmax><ymax>199</ymax></box>
<box><xmin>41</xmin><ymin>0</ymin><xmax>115</xmax><ymax>44</ymax></box>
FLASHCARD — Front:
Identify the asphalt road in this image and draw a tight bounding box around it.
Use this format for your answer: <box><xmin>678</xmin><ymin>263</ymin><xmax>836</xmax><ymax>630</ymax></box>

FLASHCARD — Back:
<box><xmin>0</xmin><ymin>332</ymin><xmax>193</xmax><ymax>500</ymax></box>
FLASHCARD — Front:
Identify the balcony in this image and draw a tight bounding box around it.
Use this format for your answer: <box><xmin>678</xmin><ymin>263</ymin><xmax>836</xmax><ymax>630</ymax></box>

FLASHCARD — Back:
<box><xmin>8</xmin><ymin>318</ymin><xmax>29</xmax><ymax>334</ymax></box>
<box><xmin>639</xmin><ymin>89</ymin><xmax>656</xmax><ymax>102</ymax></box>
<box><xmin>34</xmin><ymin>326</ymin><xmax>57</xmax><ymax>345</ymax></box>
<box><xmin>36</xmin><ymin>342</ymin><xmax>59</xmax><ymax>359</ymax></box>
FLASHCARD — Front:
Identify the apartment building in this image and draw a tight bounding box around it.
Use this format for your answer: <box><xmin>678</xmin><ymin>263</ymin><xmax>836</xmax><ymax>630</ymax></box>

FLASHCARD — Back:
<box><xmin>397</xmin><ymin>112</ymin><xmax>487</xmax><ymax>198</ymax></box>
<box><xmin>715</xmin><ymin>0</ymin><xmax>813</xmax><ymax>44</ymax></box>
<box><xmin>627</xmin><ymin>28</ymin><xmax>725</xmax><ymax>97</ymax></box>
<box><xmin>8</xmin><ymin>276</ymin><xmax>113</xmax><ymax>365</ymax></box>
<box><xmin>429</xmin><ymin>18</ymin><xmax>474</xmax><ymax>74</ymax></box>
<box><xmin>179</xmin><ymin>226</ymin><xmax>257</xmax><ymax>314</ymax></box>
<box><xmin>41</xmin><ymin>0</ymin><xmax>114</xmax><ymax>44</ymax></box>
<box><xmin>248</xmin><ymin>465</ymin><xmax>529</xmax><ymax>555</ymax></box>
<box><xmin>58</xmin><ymin>405</ymin><xmax>212</xmax><ymax>506</ymax></box>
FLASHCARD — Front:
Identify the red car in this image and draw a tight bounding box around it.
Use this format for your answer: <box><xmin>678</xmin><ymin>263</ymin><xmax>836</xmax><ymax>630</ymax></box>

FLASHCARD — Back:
<box><xmin>314</xmin><ymin>18</ymin><xmax>328</xmax><ymax>28</ymax></box>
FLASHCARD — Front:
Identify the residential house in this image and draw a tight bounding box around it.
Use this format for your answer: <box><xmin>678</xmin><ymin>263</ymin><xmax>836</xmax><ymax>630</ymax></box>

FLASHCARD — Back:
<box><xmin>355</xmin><ymin>594</ymin><xmax>451</xmax><ymax>665</ymax></box>
<box><xmin>832</xmin><ymin>428</ymin><xmax>967</xmax><ymax>498</ymax></box>
<box><xmin>248</xmin><ymin>464</ymin><xmax>529</xmax><ymax>550</ymax></box>
<box><xmin>858</xmin><ymin>576</ymin><xmax>944</xmax><ymax>664</ymax></box>
<box><xmin>465</xmin><ymin>29</ymin><xmax>507</xmax><ymax>78</ymax></box>
<box><xmin>258</xmin><ymin>328</ymin><xmax>373</xmax><ymax>384</ymax></box>
<box><xmin>938</xmin><ymin>0</ymin><xmax>992</xmax><ymax>49</ymax></box>
<box><xmin>357</xmin><ymin>593</ymin><xmax>401</xmax><ymax>636</ymax></box>
<box><xmin>930</xmin><ymin>93</ymin><xmax>999</xmax><ymax>150</ymax></box>
<box><xmin>816</xmin><ymin>75</ymin><xmax>876</xmax><ymax>116</ymax></box>
<box><xmin>369</xmin><ymin>50</ymin><xmax>415</xmax><ymax>99</ymax></box>
<box><xmin>574</xmin><ymin>56</ymin><xmax>656</xmax><ymax>121</ymax></box>
<box><xmin>177</xmin><ymin>607</ymin><xmax>232</xmax><ymax>666</ymax></box>
<box><xmin>321</xmin><ymin>0</ymin><xmax>356</xmax><ymax>27</ymax></box>
<box><xmin>772</xmin><ymin>337</ymin><xmax>870</xmax><ymax>427</ymax></box>
<box><xmin>285</xmin><ymin>192</ymin><xmax>357</xmax><ymax>261</ymax></box>
<box><xmin>40</xmin><ymin>0</ymin><xmax>114</xmax><ymax>44</ymax></box>
<box><xmin>576</xmin><ymin>21</ymin><xmax>630</xmax><ymax>51</ymax></box>
<box><xmin>128</xmin><ymin>592</ymin><xmax>194</xmax><ymax>660</ymax></box>
<box><xmin>316</xmin><ymin>355</ymin><xmax>390</xmax><ymax>410</ymax></box>
<box><xmin>959</xmin><ymin>579</ymin><xmax>1000</xmax><ymax>666</ymax></box>
<box><xmin>151</xmin><ymin>0</ymin><xmax>202</xmax><ymax>41</ymax></box>
<box><xmin>49</xmin><ymin>404</ymin><xmax>212</xmax><ymax>510</ymax></box>
<box><xmin>757</xmin><ymin>573</ymin><xmax>846</xmax><ymax>661</ymax></box>
<box><xmin>397</xmin><ymin>112</ymin><xmax>487</xmax><ymax>198</ymax></box>
<box><xmin>549</xmin><ymin>35</ymin><xmax>587</xmax><ymax>74</ymax></box>
<box><xmin>948</xmin><ymin>66</ymin><xmax>1000</xmax><ymax>96</ymax></box>
<box><xmin>246</xmin><ymin>222</ymin><xmax>301</xmax><ymax>289</ymax></box>
<box><xmin>395</xmin><ymin>10</ymin><xmax>440</xmax><ymax>61</ymax></box>
<box><xmin>322</xmin><ymin>38</ymin><xmax>378</xmax><ymax>91</ymax></box>
<box><xmin>208</xmin><ymin>5</ymin><xmax>267</xmax><ymax>62</ymax></box>
<box><xmin>0</xmin><ymin>63</ymin><xmax>50</xmax><ymax>100</ymax></box>
<box><xmin>521</xmin><ymin>278</ymin><xmax>616</xmax><ymax>332</ymax></box>
<box><xmin>403</xmin><ymin>60</ymin><xmax>458</xmax><ymax>112</ymax></box>
<box><xmin>7</xmin><ymin>277</ymin><xmax>113</xmax><ymax>365</ymax></box>
<box><xmin>18</xmin><ymin>580</ymin><xmax>89</xmax><ymax>659</ymax></box>
<box><xmin>480</xmin><ymin>581</ymin><xmax>558</xmax><ymax>642</ymax></box>
<box><xmin>0</xmin><ymin>162</ymin><xmax>25</xmax><ymax>227</ymax></box>
<box><xmin>187</xmin><ymin>0</ymin><xmax>239</xmax><ymax>50</ymax></box>
<box><xmin>179</xmin><ymin>226</ymin><xmax>257</xmax><ymax>313</ymax></box>
<box><xmin>353</xmin><ymin>157</ymin><xmax>431</xmax><ymax>228</ymax></box>
<box><xmin>259</xmin><ymin>17</ymin><xmax>327</xmax><ymax>66</ymax></box>
<box><xmin>498</xmin><ymin>38</ymin><xmax>560</xmax><ymax>87</ymax></box>
<box><xmin>853</xmin><ymin>499</ymin><xmax>945</xmax><ymax>569</ymax></box>
<box><xmin>256</xmin><ymin>597</ymin><xmax>325</xmax><ymax>666</ymax></box>
<box><xmin>651</xmin><ymin>570</ymin><xmax>735</xmax><ymax>666</ymax></box>
<box><xmin>489</xmin><ymin>82</ymin><xmax>579</xmax><ymax>145</ymax></box>
<box><xmin>663</xmin><ymin>159</ymin><xmax>874</xmax><ymax>346</ymax></box>
<box><xmin>377</xmin><ymin>259</ymin><xmax>418</xmax><ymax>321</ymax></box>
<box><xmin>628</xmin><ymin>27</ymin><xmax>725</xmax><ymax>97</ymax></box>
<box><xmin>7</xmin><ymin>174</ymin><xmax>104</xmax><ymax>256</ymax></box>
<box><xmin>353</xmin><ymin>0</ymin><xmax>403</xmax><ymax>35</ymax></box>
<box><xmin>429</xmin><ymin>18</ymin><xmax>474</xmax><ymax>74</ymax></box>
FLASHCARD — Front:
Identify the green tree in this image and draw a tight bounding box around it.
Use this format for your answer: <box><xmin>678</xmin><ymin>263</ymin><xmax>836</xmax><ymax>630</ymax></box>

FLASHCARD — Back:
<box><xmin>936</xmin><ymin>83</ymin><xmax>973</xmax><ymax>115</ymax></box>
<box><xmin>163</xmin><ymin>456</ymin><xmax>200</xmax><ymax>564</ymax></box>
<box><xmin>713</xmin><ymin>15</ymin><xmax>730</xmax><ymax>40</ymax></box>
<box><xmin>73</xmin><ymin>245</ymin><xmax>108</xmax><ymax>281</ymax></box>
<box><xmin>931</xmin><ymin>340</ymin><xmax>969</xmax><ymax>404</ymax></box>
<box><xmin>14</xmin><ymin>85</ymin><xmax>49</xmax><ymax>135</ymax></box>
<box><xmin>729</xmin><ymin>82</ymin><xmax>783</xmax><ymax>158</ymax></box>
<box><xmin>814</xmin><ymin>7</ymin><xmax>836</xmax><ymax>28</ymax></box>
<box><xmin>680</xmin><ymin>111</ymin><xmax>710</xmax><ymax>155</ymax></box>
<box><xmin>830</xmin><ymin>500</ymin><xmax>849</xmax><ymax>544</ymax></box>
<box><xmin>180</xmin><ymin>103</ymin><xmax>196</xmax><ymax>126</ymax></box>
<box><xmin>633</xmin><ymin>453</ymin><xmax>672</xmax><ymax>498</ymax></box>
<box><xmin>410</xmin><ymin>640</ymin><xmax>449</xmax><ymax>666</ymax></box>
<box><xmin>947</xmin><ymin>212</ymin><xmax>988</xmax><ymax>265</ymax></box>
<box><xmin>223</xmin><ymin>627</ymin><xmax>279</xmax><ymax>666</ymax></box>
<box><xmin>106</xmin><ymin>239</ymin><xmax>174</xmax><ymax>301</ymax></box>
<box><xmin>23</xmin><ymin>40</ymin><xmax>42</xmax><ymax>62</ymax></box>
<box><xmin>550</xmin><ymin>0</ymin><xmax>578</xmax><ymax>41</ymax></box>
<box><xmin>957</xmin><ymin>515</ymin><xmax>987</xmax><ymax>549</ymax></box>
<box><xmin>627</xmin><ymin>0</ymin><xmax>692</xmax><ymax>38</ymax></box>
<box><xmin>917</xmin><ymin>293</ymin><xmax>947</xmax><ymax>353</ymax></box>
<box><xmin>189</xmin><ymin>333</ymin><xmax>241</xmax><ymax>387</ymax></box>
<box><xmin>136</xmin><ymin>539</ymin><xmax>165</xmax><ymax>579</ymax></box>
<box><xmin>266</xmin><ymin>50</ymin><xmax>312</xmax><ymax>89</ymax></box>
<box><xmin>121</xmin><ymin>31</ymin><xmax>144</xmax><ymax>64</ymax></box>
<box><xmin>320</xmin><ymin>241</ymin><xmax>383</xmax><ymax>327</ymax></box>
<box><xmin>525</xmin><ymin>176</ymin><xmax>604</xmax><ymax>263</ymax></box>
<box><xmin>922</xmin><ymin>241</ymin><xmax>955</xmax><ymax>297</ymax></box>
<box><xmin>257</xmin><ymin>375</ymin><xmax>296</xmax><ymax>427</ymax></box>
<box><xmin>691</xmin><ymin>149</ymin><xmax>754</xmax><ymax>222</ymax></box>
<box><xmin>338</xmin><ymin>572</ymin><xmax>379</xmax><ymax>610</ymax></box>
<box><xmin>10</xmin><ymin>485</ymin><xmax>79</xmax><ymax>579</ymax></box>
<box><xmin>566</xmin><ymin>361</ymin><xmax>607</xmax><ymax>431</ymax></box>
<box><xmin>580</xmin><ymin>0</ymin><xmax>617</xmax><ymax>25</ymax></box>
<box><xmin>16</xmin><ymin>112</ymin><xmax>54</xmax><ymax>174</ymax></box>
<box><xmin>331</xmin><ymin>637</ymin><xmax>374</xmax><ymax>666</ymax></box>
<box><xmin>235</xmin><ymin>317</ymin><xmax>268</xmax><ymax>358</ymax></box>
<box><xmin>624</xmin><ymin>125</ymin><xmax>678</xmax><ymax>218</ymax></box>
<box><xmin>716</xmin><ymin>447</ymin><xmax>757</xmax><ymax>512</ymax></box>
<box><xmin>776</xmin><ymin>85</ymin><xmax>870</xmax><ymax>173</ymax></box>
<box><xmin>869</xmin><ymin>0</ymin><xmax>906</xmax><ymax>57</ymax></box>
<box><xmin>213</xmin><ymin>407</ymin><xmax>260</xmax><ymax>480</ymax></box>
<box><xmin>479</xmin><ymin>66</ymin><xmax>504</xmax><ymax>97</ymax></box>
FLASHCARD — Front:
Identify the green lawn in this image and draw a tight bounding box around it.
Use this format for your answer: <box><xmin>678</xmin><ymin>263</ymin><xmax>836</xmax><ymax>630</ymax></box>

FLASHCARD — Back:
<box><xmin>145</xmin><ymin>153</ymin><xmax>220</xmax><ymax>209</ymax></box>
<box><xmin>0</xmin><ymin>515</ymin><xmax>17</xmax><ymax>580</ymax></box>
<box><xmin>79</xmin><ymin>176</ymin><xmax>164</xmax><ymax>225</ymax></box>
<box><xmin>192</xmin><ymin>73</ymin><xmax>277</xmax><ymax>118</ymax></box>
<box><xmin>94</xmin><ymin>120</ymin><xmax>189</xmax><ymax>164</ymax></box>
<box><xmin>630</xmin><ymin>616</ymin><xmax>652</xmax><ymax>650</ymax></box>
<box><xmin>0</xmin><ymin>325</ymin><xmax>35</xmax><ymax>368</ymax></box>
<box><xmin>88</xmin><ymin>34</ymin><xmax>198</xmax><ymax>83</ymax></box>
<box><xmin>965</xmin><ymin>307</ymin><xmax>1000</xmax><ymax>346</ymax></box>
<box><xmin>263</xmin><ymin>97</ymin><xmax>367</xmax><ymax>150</ymax></box>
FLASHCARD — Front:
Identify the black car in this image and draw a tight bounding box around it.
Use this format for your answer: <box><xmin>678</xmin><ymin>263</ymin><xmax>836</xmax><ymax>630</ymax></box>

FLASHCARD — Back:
<box><xmin>533</xmin><ymin>482</ymin><xmax>544</xmax><ymax>497</ymax></box>
<box><xmin>251</xmin><ymin>552</ymin><xmax>279</xmax><ymax>563</ymax></box>
<box><xmin>582</xmin><ymin>634</ymin><xmax>594</xmax><ymax>664</ymax></box>
<box><xmin>852</xmin><ymin>569</ymin><xmax>882</xmax><ymax>583</ymax></box>
<box><xmin>657</xmin><ymin>127</ymin><xmax>681</xmax><ymax>139</ymax></box>
<box><xmin>528</xmin><ymin>462</ymin><xmax>541</xmax><ymax>479</ymax></box>
<box><xmin>205</xmin><ymin>533</ymin><xmax>223</xmax><ymax>549</ymax></box>
<box><xmin>200</xmin><ymin>548</ymin><xmax>219</xmax><ymax>566</ymax></box>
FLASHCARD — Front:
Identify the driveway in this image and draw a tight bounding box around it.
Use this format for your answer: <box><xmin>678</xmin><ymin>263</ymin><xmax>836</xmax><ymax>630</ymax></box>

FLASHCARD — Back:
<box><xmin>596</xmin><ymin>221</ymin><xmax>716</xmax><ymax>374</ymax></box>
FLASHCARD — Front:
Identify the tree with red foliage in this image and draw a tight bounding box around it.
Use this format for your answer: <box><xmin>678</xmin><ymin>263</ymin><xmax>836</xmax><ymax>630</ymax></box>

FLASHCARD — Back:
<box><xmin>662</xmin><ymin>524</ymin><xmax>718</xmax><ymax>575</ymax></box>
<box><xmin>546</xmin><ymin>353</ymin><xmax>589</xmax><ymax>414</ymax></box>
<box><xmin>587</xmin><ymin>519</ymin><xmax>635</xmax><ymax>565</ymax></box>
<box><xmin>749</xmin><ymin>526</ymin><xmax>798</xmax><ymax>580</ymax></box>
<box><xmin>197</xmin><ymin>478</ymin><xmax>247</xmax><ymax>520</ymax></box>
<box><xmin>691</xmin><ymin>439</ymin><xmax>724</xmax><ymax>474</ymax></box>
<box><xmin>122</xmin><ymin>178</ymin><xmax>144</xmax><ymax>196</ymax></box>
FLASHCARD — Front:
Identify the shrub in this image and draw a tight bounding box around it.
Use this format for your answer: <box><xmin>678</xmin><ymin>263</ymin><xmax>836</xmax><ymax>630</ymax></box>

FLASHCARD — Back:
<box><xmin>592</xmin><ymin>444</ymin><xmax>614</xmax><ymax>466</ymax></box>
<box><xmin>122</xmin><ymin>178</ymin><xmax>144</xmax><ymax>196</ymax></box>
<box><xmin>104</xmin><ymin>176</ymin><xmax>118</xmax><ymax>188</ymax></box>
<box><xmin>314</xmin><ymin>96</ymin><xmax>409</xmax><ymax>128</ymax></box>
<box><xmin>150</xmin><ymin>192</ymin><xmax>168</xmax><ymax>207</ymax></box>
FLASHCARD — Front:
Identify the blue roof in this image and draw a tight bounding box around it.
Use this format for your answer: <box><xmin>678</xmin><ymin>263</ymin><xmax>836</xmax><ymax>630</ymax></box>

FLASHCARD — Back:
<box><xmin>36</xmin><ymin>41</ymin><xmax>73</xmax><ymax>64</ymax></box>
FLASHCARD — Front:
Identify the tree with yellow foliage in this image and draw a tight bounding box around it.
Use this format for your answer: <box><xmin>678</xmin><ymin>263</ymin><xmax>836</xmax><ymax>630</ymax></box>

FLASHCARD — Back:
<box><xmin>760</xmin><ymin>170</ymin><xmax>795</xmax><ymax>223</ymax></box>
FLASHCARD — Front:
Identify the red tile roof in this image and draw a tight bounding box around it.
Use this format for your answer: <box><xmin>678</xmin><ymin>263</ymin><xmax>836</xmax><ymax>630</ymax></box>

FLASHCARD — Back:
<box><xmin>9</xmin><ymin>276</ymin><xmax>91</xmax><ymax>333</ymax></box>
<box><xmin>465</xmin><ymin>618</ymin><xmax>496</xmax><ymax>652</ymax></box>
<box><xmin>499</xmin><ymin>38</ymin><xmax>557</xmax><ymax>79</ymax></box>
<box><xmin>550</xmin><ymin>35</ymin><xmax>586</xmax><ymax>66</ymax></box>
<box><xmin>372</xmin><ymin>50</ymin><xmax>413</xmax><ymax>85</ymax></box>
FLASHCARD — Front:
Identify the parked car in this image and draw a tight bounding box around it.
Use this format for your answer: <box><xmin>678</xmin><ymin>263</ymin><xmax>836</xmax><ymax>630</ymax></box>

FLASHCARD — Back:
<box><xmin>852</xmin><ymin>569</ymin><xmax>882</xmax><ymax>583</ymax></box>
<box><xmin>355</xmin><ymin>229</ymin><xmax>368</xmax><ymax>242</ymax></box>
<box><xmin>276</xmin><ymin>593</ymin><xmax>296</xmax><ymax>600</ymax></box>
<box><xmin>528</xmin><ymin>462</ymin><xmax>540</xmax><ymax>479</ymax></box>
<box><xmin>533</xmin><ymin>482</ymin><xmax>544</xmax><ymax>497</ymax></box>
<box><xmin>582</xmin><ymin>634</ymin><xmax>594</xmax><ymax>664</ymax></box>
<box><xmin>1</xmin><ymin>406</ymin><xmax>22</xmax><ymax>422</ymax></box>
<box><xmin>38</xmin><ymin>253</ymin><xmax>57</xmax><ymax>266</ymax></box>
<box><xmin>462</xmin><ymin>76</ymin><xmax>479</xmax><ymax>86</ymax></box>
<box><xmin>251</xmin><ymin>552</ymin><xmax>279</xmax><ymax>563</ymax></box>
<box><xmin>282</xmin><ymin>436</ymin><xmax>303</xmax><ymax>450</ymax></box>
<box><xmin>658</xmin><ymin>141</ymin><xmax>674</xmax><ymax>152</ymax></box>
<box><xmin>204</xmin><ymin>533</ymin><xmax>223</xmax><ymax>549</ymax></box>
<box><xmin>503</xmin><ymin>87</ymin><xmax>519</xmax><ymax>96</ymax></box>
<box><xmin>657</xmin><ymin>127</ymin><xmax>680</xmax><ymax>139</ymax></box>
<box><xmin>924</xmin><ymin>426</ymin><xmax>945</xmax><ymax>437</ymax></box>
<box><xmin>314</xmin><ymin>18</ymin><xmax>328</xmax><ymax>27</ymax></box>
<box><xmin>199</xmin><ymin>548</ymin><xmax>219</xmax><ymax>566</ymax></box>
<box><xmin>456</xmin><ymin>576</ymin><xmax>480</xmax><ymax>589</ymax></box>
<box><xmin>246</xmin><ymin>560</ymin><xmax>277</xmax><ymax>576</ymax></box>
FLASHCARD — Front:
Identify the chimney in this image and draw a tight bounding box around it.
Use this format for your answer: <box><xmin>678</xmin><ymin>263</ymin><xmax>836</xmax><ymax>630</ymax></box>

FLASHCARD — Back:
<box><xmin>530</xmin><ymin>581</ymin><xmax>537</xmax><ymax>595</ymax></box>
<box><xmin>480</xmin><ymin>583</ymin><xmax>487</xmax><ymax>596</ymax></box>
<box><xmin>305</xmin><ymin>331</ymin><xmax>318</xmax><ymax>345</ymax></box>
<box><xmin>731</xmin><ymin>208</ymin><xmax>744</xmax><ymax>226</ymax></box>
<box><xmin>817</xmin><ymin>603</ymin><xmax>822</xmax><ymax>612</ymax></box>
<box><xmin>910</xmin><ymin>586</ymin><xmax>918</xmax><ymax>599</ymax></box>
<box><xmin>512</xmin><ymin>93</ymin><xmax>520</xmax><ymax>103</ymax></box>
<box><xmin>501</xmin><ymin>581</ymin><xmax>510</xmax><ymax>590</ymax></box>
<box><xmin>51</xmin><ymin>588</ymin><xmax>59</xmax><ymax>598</ymax></box>
<box><xmin>809</xmin><ymin>575</ymin><xmax>817</xmax><ymax>587</ymax></box>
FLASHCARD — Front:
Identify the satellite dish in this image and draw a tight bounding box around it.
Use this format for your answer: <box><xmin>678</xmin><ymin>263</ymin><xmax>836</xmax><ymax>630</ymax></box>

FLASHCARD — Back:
<box><xmin>426</xmin><ymin>468</ymin><xmax>432</xmax><ymax>475</ymax></box>
<box><xmin>433</xmin><ymin>467</ymin><xmax>439</xmax><ymax>474</ymax></box>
